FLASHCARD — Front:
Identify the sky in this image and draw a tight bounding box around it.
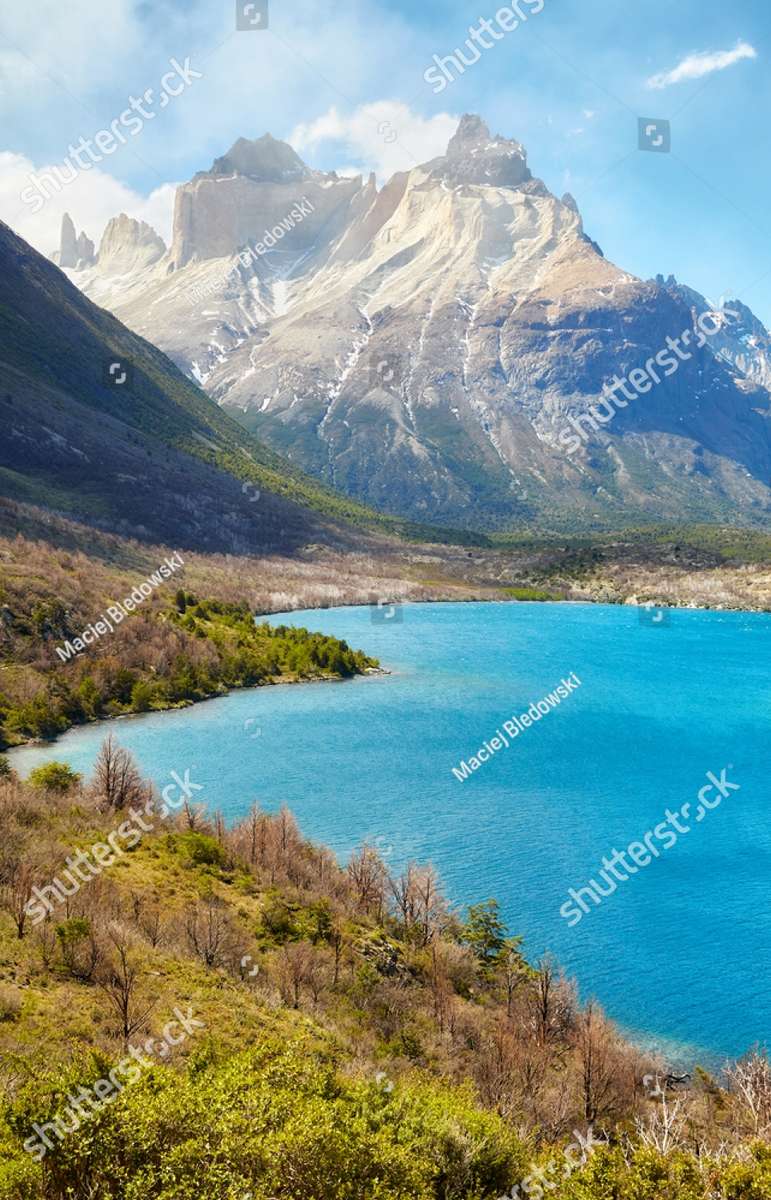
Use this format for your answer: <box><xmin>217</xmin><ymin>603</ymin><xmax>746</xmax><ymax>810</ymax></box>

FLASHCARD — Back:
<box><xmin>0</xmin><ymin>0</ymin><xmax>769</xmax><ymax>321</ymax></box>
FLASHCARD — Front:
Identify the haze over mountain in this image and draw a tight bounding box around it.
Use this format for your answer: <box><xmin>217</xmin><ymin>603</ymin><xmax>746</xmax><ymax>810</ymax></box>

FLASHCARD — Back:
<box><xmin>58</xmin><ymin>115</ymin><xmax>771</xmax><ymax>532</ymax></box>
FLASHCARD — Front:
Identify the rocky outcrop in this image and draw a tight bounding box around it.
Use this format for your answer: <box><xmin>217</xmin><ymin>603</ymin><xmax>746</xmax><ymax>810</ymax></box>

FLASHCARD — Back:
<box><xmin>169</xmin><ymin>134</ymin><xmax>365</xmax><ymax>268</ymax></box>
<box><xmin>54</xmin><ymin>213</ymin><xmax>95</xmax><ymax>269</ymax></box>
<box><xmin>425</xmin><ymin>114</ymin><xmax>542</xmax><ymax>191</ymax></box>
<box><xmin>96</xmin><ymin>214</ymin><xmax>166</xmax><ymax>275</ymax></box>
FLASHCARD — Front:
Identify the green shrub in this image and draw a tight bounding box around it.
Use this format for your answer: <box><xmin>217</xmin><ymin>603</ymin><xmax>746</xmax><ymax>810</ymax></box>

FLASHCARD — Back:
<box><xmin>0</xmin><ymin>1039</ymin><xmax>526</xmax><ymax>1199</ymax></box>
<box><xmin>27</xmin><ymin>761</ymin><xmax>80</xmax><ymax>793</ymax></box>
<box><xmin>179</xmin><ymin>832</ymin><xmax>226</xmax><ymax>867</ymax></box>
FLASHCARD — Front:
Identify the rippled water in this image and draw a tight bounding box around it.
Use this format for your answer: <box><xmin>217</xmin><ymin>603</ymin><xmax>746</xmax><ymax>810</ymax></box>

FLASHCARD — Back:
<box><xmin>11</xmin><ymin>601</ymin><xmax>771</xmax><ymax>1061</ymax></box>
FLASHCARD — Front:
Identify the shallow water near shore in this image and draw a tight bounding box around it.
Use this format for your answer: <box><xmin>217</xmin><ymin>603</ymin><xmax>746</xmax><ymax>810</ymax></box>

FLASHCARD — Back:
<box><xmin>11</xmin><ymin>600</ymin><xmax>771</xmax><ymax>1063</ymax></box>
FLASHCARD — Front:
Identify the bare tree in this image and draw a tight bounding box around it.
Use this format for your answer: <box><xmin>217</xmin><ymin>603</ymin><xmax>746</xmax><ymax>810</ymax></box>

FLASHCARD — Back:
<box><xmin>389</xmin><ymin>862</ymin><xmax>448</xmax><ymax>946</ymax></box>
<box><xmin>130</xmin><ymin>892</ymin><xmax>164</xmax><ymax>948</ymax></box>
<box><xmin>276</xmin><ymin>942</ymin><xmax>326</xmax><ymax>1008</ymax></box>
<box><xmin>0</xmin><ymin>861</ymin><xmax>35</xmax><ymax>939</ymax></box>
<box><xmin>530</xmin><ymin>957</ymin><xmax>574</xmax><ymax>1047</ymax></box>
<box><xmin>185</xmin><ymin>895</ymin><xmax>235</xmax><ymax>968</ymax></box>
<box><xmin>636</xmin><ymin>1085</ymin><xmax>689</xmax><ymax>1154</ymax></box>
<box><xmin>577</xmin><ymin>1002</ymin><xmax>618</xmax><ymax>1125</ymax></box>
<box><xmin>98</xmin><ymin>925</ymin><xmax>155</xmax><ymax>1045</ymax></box>
<box><xmin>93</xmin><ymin>736</ymin><xmax>147</xmax><ymax>811</ymax></box>
<box><xmin>347</xmin><ymin>845</ymin><xmax>387</xmax><ymax>919</ymax></box>
<box><xmin>727</xmin><ymin>1051</ymin><xmax>771</xmax><ymax>1137</ymax></box>
<box><xmin>33</xmin><ymin>921</ymin><xmax>58</xmax><ymax>969</ymax></box>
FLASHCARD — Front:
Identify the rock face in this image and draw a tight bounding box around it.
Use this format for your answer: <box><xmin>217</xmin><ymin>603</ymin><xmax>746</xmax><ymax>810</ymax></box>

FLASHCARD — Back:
<box><xmin>169</xmin><ymin>133</ymin><xmax>364</xmax><ymax>268</ymax></box>
<box><xmin>426</xmin><ymin>114</ymin><xmax>539</xmax><ymax>190</ymax></box>
<box><xmin>60</xmin><ymin>115</ymin><xmax>771</xmax><ymax>531</ymax></box>
<box><xmin>97</xmin><ymin>214</ymin><xmax>166</xmax><ymax>275</ymax></box>
<box><xmin>54</xmin><ymin>214</ymin><xmax>95</xmax><ymax>269</ymax></box>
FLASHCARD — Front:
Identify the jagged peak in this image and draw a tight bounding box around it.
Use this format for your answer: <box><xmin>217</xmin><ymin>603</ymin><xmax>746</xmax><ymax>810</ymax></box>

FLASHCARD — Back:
<box><xmin>97</xmin><ymin>212</ymin><xmax>166</xmax><ymax>272</ymax></box>
<box><xmin>100</xmin><ymin>212</ymin><xmax>165</xmax><ymax>244</ymax></box>
<box><xmin>56</xmin><ymin>212</ymin><xmax>95</xmax><ymax>270</ymax></box>
<box><xmin>426</xmin><ymin>113</ymin><xmax>541</xmax><ymax>192</ymax></box>
<box><xmin>203</xmin><ymin>133</ymin><xmax>311</xmax><ymax>183</ymax></box>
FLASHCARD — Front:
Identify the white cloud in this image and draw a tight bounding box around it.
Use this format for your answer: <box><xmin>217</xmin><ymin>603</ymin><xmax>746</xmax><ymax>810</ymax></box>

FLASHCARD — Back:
<box><xmin>290</xmin><ymin>102</ymin><xmax>459</xmax><ymax>182</ymax></box>
<box><xmin>0</xmin><ymin>152</ymin><xmax>176</xmax><ymax>255</ymax></box>
<box><xmin>646</xmin><ymin>41</ymin><xmax>757</xmax><ymax>89</ymax></box>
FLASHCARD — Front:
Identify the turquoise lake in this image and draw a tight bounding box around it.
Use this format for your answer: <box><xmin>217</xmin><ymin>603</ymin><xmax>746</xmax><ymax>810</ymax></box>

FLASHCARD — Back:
<box><xmin>10</xmin><ymin>601</ymin><xmax>771</xmax><ymax>1062</ymax></box>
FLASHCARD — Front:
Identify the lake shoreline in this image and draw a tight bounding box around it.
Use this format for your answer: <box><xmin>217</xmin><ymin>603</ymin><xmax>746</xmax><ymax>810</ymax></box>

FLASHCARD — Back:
<box><xmin>9</xmin><ymin>592</ymin><xmax>767</xmax><ymax>756</ymax></box>
<box><xmin>8</xmin><ymin>599</ymin><xmax>769</xmax><ymax>1062</ymax></box>
<box><xmin>7</xmin><ymin>663</ymin><xmax>391</xmax><ymax>753</ymax></box>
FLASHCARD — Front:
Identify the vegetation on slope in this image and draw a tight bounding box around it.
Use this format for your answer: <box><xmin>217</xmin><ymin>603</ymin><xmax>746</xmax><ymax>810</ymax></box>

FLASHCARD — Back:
<box><xmin>0</xmin><ymin>563</ymin><xmax>376</xmax><ymax>747</ymax></box>
<box><xmin>1</xmin><ymin>756</ymin><xmax>771</xmax><ymax>1197</ymax></box>
<box><xmin>0</xmin><ymin>219</ymin><xmax>485</xmax><ymax>550</ymax></box>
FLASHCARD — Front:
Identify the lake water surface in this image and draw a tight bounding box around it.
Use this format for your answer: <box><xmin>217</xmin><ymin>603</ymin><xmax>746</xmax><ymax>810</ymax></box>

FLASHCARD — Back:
<box><xmin>11</xmin><ymin>601</ymin><xmax>771</xmax><ymax>1062</ymax></box>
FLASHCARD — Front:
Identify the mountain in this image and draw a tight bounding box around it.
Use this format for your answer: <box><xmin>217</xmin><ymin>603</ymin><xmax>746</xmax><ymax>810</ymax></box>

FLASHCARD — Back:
<box><xmin>0</xmin><ymin>218</ymin><xmax>452</xmax><ymax>556</ymax></box>
<box><xmin>58</xmin><ymin>115</ymin><xmax>771</xmax><ymax>531</ymax></box>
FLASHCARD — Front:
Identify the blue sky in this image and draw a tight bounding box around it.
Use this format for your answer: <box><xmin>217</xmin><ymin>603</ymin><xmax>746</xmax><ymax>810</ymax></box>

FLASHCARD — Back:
<box><xmin>1</xmin><ymin>0</ymin><xmax>769</xmax><ymax>321</ymax></box>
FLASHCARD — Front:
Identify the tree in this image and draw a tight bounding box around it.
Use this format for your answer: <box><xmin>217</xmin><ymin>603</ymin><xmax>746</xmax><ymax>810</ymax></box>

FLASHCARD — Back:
<box><xmin>56</xmin><ymin>916</ymin><xmax>102</xmax><ymax>981</ymax></box>
<box><xmin>97</xmin><ymin>925</ymin><xmax>155</xmax><ymax>1045</ymax></box>
<box><xmin>130</xmin><ymin>679</ymin><xmax>155</xmax><ymax>712</ymax></box>
<box><xmin>185</xmin><ymin>894</ymin><xmax>236</xmax><ymax>968</ymax></box>
<box><xmin>0</xmin><ymin>860</ymin><xmax>35</xmax><ymax>938</ymax></box>
<box><xmin>347</xmin><ymin>845</ymin><xmax>387</xmax><ymax>919</ymax></box>
<box><xmin>499</xmin><ymin>936</ymin><xmax>530</xmax><ymax>1017</ymax></box>
<box><xmin>530</xmin><ymin>956</ymin><xmax>574</xmax><ymax>1047</ymax></box>
<box><xmin>276</xmin><ymin>942</ymin><xmax>327</xmax><ymax>1008</ymax></box>
<box><xmin>577</xmin><ymin>1002</ymin><xmax>618</xmax><ymax>1124</ymax></box>
<box><xmin>93</xmin><ymin>735</ymin><xmax>146</xmax><ymax>810</ymax></box>
<box><xmin>28</xmin><ymin>761</ymin><xmax>80</xmax><ymax>794</ymax></box>
<box><xmin>462</xmin><ymin>899</ymin><xmax>507</xmax><ymax>971</ymax></box>
<box><xmin>389</xmin><ymin>863</ymin><xmax>448</xmax><ymax>946</ymax></box>
<box><xmin>727</xmin><ymin>1051</ymin><xmax>771</xmax><ymax>1137</ymax></box>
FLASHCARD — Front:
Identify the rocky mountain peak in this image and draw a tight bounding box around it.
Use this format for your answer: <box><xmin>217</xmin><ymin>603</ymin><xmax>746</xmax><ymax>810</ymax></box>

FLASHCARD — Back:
<box><xmin>446</xmin><ymin>113</ymin><xmax>494</xmax><ymax>153</ymax></box>
<box><xmin>55</xmin><ymin>212</ymin><xmax>95</xmax><ymax>269</ymax></box>
<box><xmin>97</xmin><ymin>214</ymin><xmax>166</xmax><ymax>274</ymax></box>
<box><xmin>57</xmin><ymin>111</ymin><xmax>771</xmax><ymax>533</ymax></box>
<box><xmin>430</xmin><ymin>114</ymin><xmax>536</xmax><ymax>189</ymax></box>
<box><xmin>205</xmin><ymin>134</ymin><xmax>311</xmax><ymax>183</ymax></box>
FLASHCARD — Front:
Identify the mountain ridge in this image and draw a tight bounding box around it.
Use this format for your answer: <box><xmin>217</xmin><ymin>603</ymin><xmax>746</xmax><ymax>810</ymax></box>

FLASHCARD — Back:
<box><xmin>0</xmin><ymin>218</ymin><xmax>483</xmax><ymax>555</ymax></box>
<box><xmin>54</xmin><ymin>114</ymin><xmax>771</xmax><ymax>532</ymax></box>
